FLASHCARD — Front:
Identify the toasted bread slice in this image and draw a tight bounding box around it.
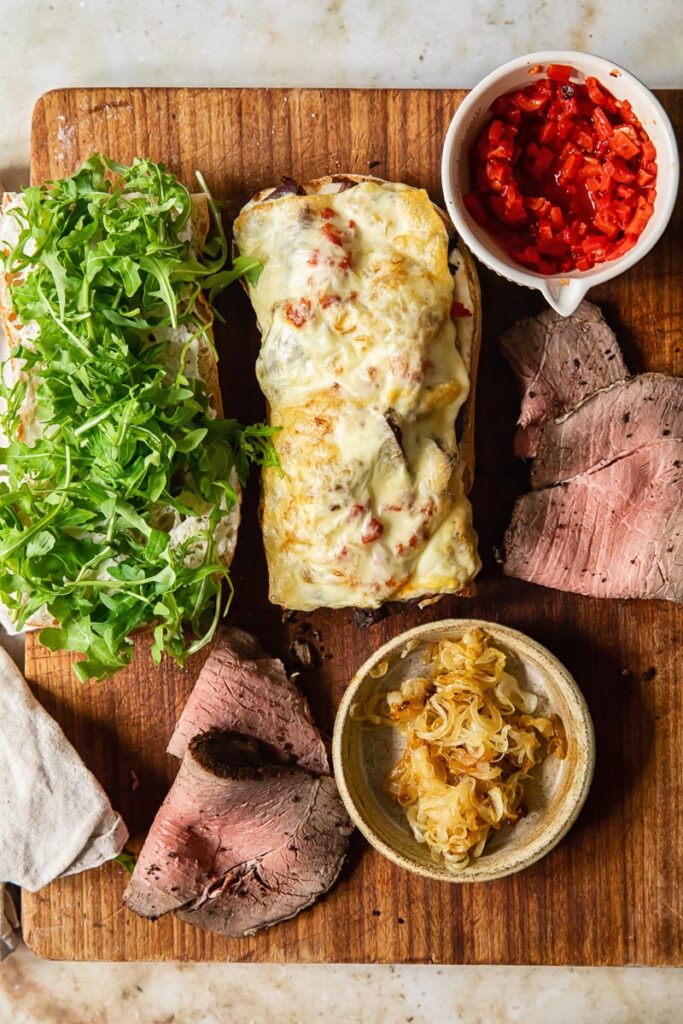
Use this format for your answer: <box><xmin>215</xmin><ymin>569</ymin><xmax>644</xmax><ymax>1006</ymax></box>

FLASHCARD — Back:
<box><xmin>235</xmin><ymin>174</ymin><xmax>481</xmax><ymax>608</ymax></box>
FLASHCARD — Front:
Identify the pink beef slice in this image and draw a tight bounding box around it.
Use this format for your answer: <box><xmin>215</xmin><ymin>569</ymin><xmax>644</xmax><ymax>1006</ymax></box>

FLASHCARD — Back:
<box><xmin>167</xmin><ymin>627</ymin><xmax>329</xmax><ymax>774</ymax></box>
<box><xmin>123</xmin><ymin>732</ymin><xmax>352</xmax><ymax>936</ymax></box>
<box><xmin>532</xmin><ymin>373</ymin><xmax>683</xmax><ymax>489</ymax></box>
<box><xmin>504</xmin><ymin>439</ymin><xmax>683</xmax><ymax>601</ymax></box>
<box><xmin>500</xmin><ymin>301</ymin><xmax>628</xmax><ymax>458</ymax></box>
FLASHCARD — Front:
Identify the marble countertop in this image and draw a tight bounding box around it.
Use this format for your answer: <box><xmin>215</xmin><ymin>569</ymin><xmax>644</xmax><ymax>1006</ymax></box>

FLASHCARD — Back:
<box><xmin>1</xmin><ymin>1</ymin><xmax>682</xmax><ymax>1020</ymax></box>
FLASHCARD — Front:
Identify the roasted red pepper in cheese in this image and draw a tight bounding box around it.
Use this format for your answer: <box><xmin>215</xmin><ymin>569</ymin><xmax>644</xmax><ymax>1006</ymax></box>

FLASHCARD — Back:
<box><xmin>464</xmin><ymin>69</ymin><xmax>657</xmax><ymax>274</ymax></box>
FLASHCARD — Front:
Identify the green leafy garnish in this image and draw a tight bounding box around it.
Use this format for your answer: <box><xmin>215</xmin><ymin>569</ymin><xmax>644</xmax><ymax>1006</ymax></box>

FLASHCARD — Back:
<box><xmin>0</xmin><ymin>154</ymin><xmax>276</xmax><ymax>681</ymax></box>
<box><xmin>114</xmin><ymin>851</ymin><xmax>137</xmax><ymax>875</ymax></box>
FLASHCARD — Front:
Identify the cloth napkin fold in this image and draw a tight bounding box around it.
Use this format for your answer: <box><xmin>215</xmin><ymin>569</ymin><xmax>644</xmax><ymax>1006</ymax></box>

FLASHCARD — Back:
<box><xmin>0</xmin><ymin>646</ymin><xmax>128</xmax><ymax>959</ymax></box>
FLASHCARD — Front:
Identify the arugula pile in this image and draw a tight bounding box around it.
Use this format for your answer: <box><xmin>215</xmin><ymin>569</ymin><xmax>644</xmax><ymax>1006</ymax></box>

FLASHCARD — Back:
<box><xmin>0</xmin><ymin>154</ymin><xmax>276</xmax><ymax>681</ymax></box>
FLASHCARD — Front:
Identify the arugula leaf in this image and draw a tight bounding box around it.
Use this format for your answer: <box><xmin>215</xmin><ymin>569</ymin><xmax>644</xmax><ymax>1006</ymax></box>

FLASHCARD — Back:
<box><xmin>0</xmin><ymin>154</ymin><xmax>276</xmax><ymax>681</ymax></box>
<box><xmin>114</xmin><ymin>851</ymin><xmax>137</xmax><ymax>875</ymax></box>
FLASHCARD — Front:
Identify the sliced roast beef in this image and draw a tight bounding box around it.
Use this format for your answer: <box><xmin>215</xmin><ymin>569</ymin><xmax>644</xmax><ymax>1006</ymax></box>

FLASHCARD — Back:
<box><xmin>167</xmin><ymin>627</ymin><xmax>328</xmax><ymax>774</ymax></box>
<box><xmin>123</xmin><ymin>730</ymin><xmax>352</xmax><ymax>935</ymax></box>
<box><xmin>500</xmin><ymin>301</ymin><xmax>628</xmax><ymax>457</ymax></box>
<box><xmin>504</xmin><ymin>439</ymin><xmax>683</xmax><ymax>601</ymax></box>
<box><xmin>532</xmin><ymin>373</ymin><xmax>683</xmax><ymax>489</ymax></box>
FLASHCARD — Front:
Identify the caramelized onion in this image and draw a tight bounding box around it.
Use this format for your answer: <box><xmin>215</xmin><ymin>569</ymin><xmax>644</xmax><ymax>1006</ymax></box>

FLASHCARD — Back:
<box><xmin>355</xmin><ymin>628</ymin><xmax>566</xmax><ymax>870</ymax></box>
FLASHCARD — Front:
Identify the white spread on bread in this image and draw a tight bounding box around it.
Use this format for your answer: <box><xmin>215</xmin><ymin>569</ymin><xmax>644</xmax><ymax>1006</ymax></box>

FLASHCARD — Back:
<box><xmin>234</xmin><ymin>179</ymin><xmax>480</xmax><ymax>610</ymax></box>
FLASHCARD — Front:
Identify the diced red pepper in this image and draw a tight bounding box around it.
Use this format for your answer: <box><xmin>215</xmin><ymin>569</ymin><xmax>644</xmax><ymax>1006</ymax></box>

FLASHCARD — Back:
<box><xmin>586</xmin><ymin>76</ymin><xmax>610</xmax><ymax>106</ymax></box>
<box><xmin>605</xmin><ymin>157</ymin><xmax>636</xmax><ymax>183</ymax></box>
<box><xmin>626</xmin><ymin>197</ymin><xmax>654</xmax><ymax>236</ymax></box>
<box><xmin>451</xmin><ymin>301</ymin><xmax>472</xmax><ymax>318</ymax></box>
<box><xmin>283</xmin><ymin>298</ymin><xmax>312</xmax><ymax>327</ymax></box>
<box><xmin>547</xmin><ymin>63</ymin><xmax>574</xmax><ymax>82</ymax></box>
<box><xmin>361</xmin><ymin>518</ymin><xmax>384</xmax><ymax>544</ymax></box>
<box><xmin>549</xmin><ymin>206</ymin><xmax>564</xmax><ymax>230</ymax></box>
<box><xmin>594</xmin><ymin>208</ymin><xmax>620</xmax><ymax>238</ymax></box>
<box><xmin>574</xmin><ymin>127</ymin><xmax>595</xmax><ymax>152</ymax></box>
<box><xmin>510</xmin><ymin>88</ymin><xmax>550</xmax><ymax>112</ymax></box>
<box><xmin>555</xmin><ymin>118</ymin><xmax>574</xmax><ymax>141</ymax></box>
<box><xmin>322</xmin><ymin>222</ymin><xmax>344</xmax><ymax>246</ymax></box>
<box><xmin>539</xmin><ymin>121</ymin><xmax>556</xmax><ymax>144</ymax></box>
<box><xmin>557</xmin><ymin>152</ymin><xmax>584</xmax><ymax>182</ymax></box>
<box><xmin>610</xmin><ymin>127</ymin><xmax>640</xmax><ymax>160</ymax></box>
<box><xmin>467</xmin><ymin>72</ymin><xmax>657</xmax><ymax>275</ymax></box>
<box><xmin>526</xmin><ymin>196</ymin><xmax>552</xmax><ymax>216</ymax></box>
<box><xmin>592</xmin><ymin>107</ymin><xmax>612</xmax><ymax>140</ymax></box>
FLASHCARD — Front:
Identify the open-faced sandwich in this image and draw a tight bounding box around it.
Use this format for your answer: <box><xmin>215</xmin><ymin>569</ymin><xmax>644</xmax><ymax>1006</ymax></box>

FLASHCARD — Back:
<box><xmin>233</xmin><ymin>175</ymin><xmax>481</xmax><ymax>612</ymax></box>
<box><xmin>0</xmin><ymin>155</ymin><xmax>275</xmax><ymax>680</ymax></box>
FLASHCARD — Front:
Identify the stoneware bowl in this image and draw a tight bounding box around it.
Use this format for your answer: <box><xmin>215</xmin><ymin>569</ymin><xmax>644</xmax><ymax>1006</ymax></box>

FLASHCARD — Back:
<box><xmin>441</xmin><ymin>50</ymin><xmax>679</xmax><ymax>316</ymax></box>
<box><xmin>332</xmin><ymin>619</ymin><xmax>595</xmax><ymax>882</ymax></box>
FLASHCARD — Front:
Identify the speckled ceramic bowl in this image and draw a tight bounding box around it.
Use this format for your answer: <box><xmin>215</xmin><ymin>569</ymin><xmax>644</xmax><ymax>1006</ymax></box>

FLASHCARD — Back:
<box><xmin>332</xmin><ymin>619</ymin><xmax>595</xmax><ymax>882</ymax></box>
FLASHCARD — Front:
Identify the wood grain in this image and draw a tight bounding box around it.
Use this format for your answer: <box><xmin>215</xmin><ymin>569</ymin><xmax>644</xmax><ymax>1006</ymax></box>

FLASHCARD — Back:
<box><xmin>22</xmin><ymin>87</ymin><xmax>683</xmax><ymax>964</ymax></box>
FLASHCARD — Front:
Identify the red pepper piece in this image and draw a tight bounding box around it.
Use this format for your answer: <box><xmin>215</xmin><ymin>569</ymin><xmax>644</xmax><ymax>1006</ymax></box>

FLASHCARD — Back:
<box><xmin>488</xmin><ymin>119</ymin><xmax>503</xmax><ymax>144</ymax></box>
<box><xmin>586</xmin><ymin>76</ymin><xmax>610</xmax><ymax>106</ymax></box>
<box><xmin>510</xmin><ymin>87</ymin><xmax>550</xmax><ymax>112</ymax></box>
<box><xmin>490</xmin><ymin>193</ymin><xmax>527</xmax><ymax>226</ymax></box>
<box><xmin>610</xmin><ymin>127</ymin><xmax>640</xmax><ymax>160</ymax></box>
<box><xmin>626</xmin><ymin>197</ymin><xmax>654</xmax><ymax>236</ymax></box>
<box><xmin>539</xmin><ymin>121</ymin><xmax>556</xmax><ymax>144</ymax></box>
<box><xmin>636</xmin><ymin>168</ymin><xmax>655</xmax><ymax>187</ymax></box>
<box><xmin>592</xmin><ymin>107</ymin><xmax>612</xmax><ymax>140</ymax></box>
<box><xmin>605</xmin><ymin>156</ymin><xmax>636</xmax><ymax>183</ymax></box>
<box><xmin>555</xmin><ymin>118</ymin><xmax>574</xmax><ymax>141</ymax></box>
<box><xmin>557</xmin><ymin>152</ymin><xmax>584</xmax><ymax>182</ymax></box>
<box><xmin>450</xmin><ymin>301</ymin><xmax>472</xmax><ymax>318</ymax></box>
<box><xmin>322</xmin><ymin>222</ymin><xmax>344</xmax><ymax>246</ymax></box>
<box><xmin>616</xmin><ymin>184</ymin><xmax>636</xmax><ymax>202</ymax></box>
<box><xmin>574</xmin><ymin>127</ymin><xmax>595</xmax><ymax>152</ymax></box>
<box><xmin>611</xmin><ymin>200</ymin><xmax>633</xmax><ymax>227</ymax></box>
<box><xmin>526</xmin><ymin>196</ymin><xmax>552</xmax><ymax>216</ymax></box>
<box><xmin>619</xmin><ymin>100</ymin><xmax>642</xmax><ymax>128</ymax></box>
<box><xmin>538</xmin><ymin>220</ymin><xmax>554</xmax><ymax>242</ymax></box>
<box><xmin>283</xmin><ymin>298</ymin><xmax>312</xmax><ymax>327</ymax></box>
<box><xmin>549</xmin><ymin>206</ymin><xmax>564</xmax><ymax>230</ymax></box>
<box><xmin>594</xmin><ymin>208</ymin><xmax>620</xmax><ymax>238</ymax></box>
<box><xmin>609</xmin><ymin>235</ymin><xmax>637</xmax><ymax>258</ymax></box>
<box><xmin>561</xmin><ymin>95</ymin><xmax>579</xmax><ymax>117</ymax></box>
<box><xmin>537</xmin><ymin>236</ymin><xmax>570</xmax><ymax>258</ymax></box>
<box><xmin>361</xmin><ymin>518</ymin><xmax>384</xmax><ymax>544</ymax></box>
<box><xmin>547</xmin><ymin>63</ymin><xmax>575</xmax><ymax>82</ymax></box>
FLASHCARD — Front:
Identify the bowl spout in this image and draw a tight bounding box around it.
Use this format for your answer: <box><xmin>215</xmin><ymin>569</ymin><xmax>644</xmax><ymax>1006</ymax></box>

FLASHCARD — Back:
<box><xmin>539</xmin><ymin>278</ymin><xmax>589</xmax><ymax>317</ymax></box>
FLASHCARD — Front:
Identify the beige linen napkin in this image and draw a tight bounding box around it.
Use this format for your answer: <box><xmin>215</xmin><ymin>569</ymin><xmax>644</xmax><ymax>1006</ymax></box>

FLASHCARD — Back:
<box><xmin>0</xmin><ymin>647</ymin><xmax>128</xmax><ymax>959</ymax></box>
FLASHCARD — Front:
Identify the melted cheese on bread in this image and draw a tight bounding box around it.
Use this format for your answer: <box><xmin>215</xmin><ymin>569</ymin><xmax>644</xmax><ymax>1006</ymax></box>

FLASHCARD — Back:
<box><xmin>234</xmin><ymin>179</ymin><xmax>480</xmax><ymax>610</ymax></box>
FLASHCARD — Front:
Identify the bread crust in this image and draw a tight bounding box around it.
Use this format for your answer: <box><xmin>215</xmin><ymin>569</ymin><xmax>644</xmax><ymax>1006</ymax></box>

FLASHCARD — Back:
<box><xmin>236</xmin><ymin>173</ymin><xmax>482</xmax><ymax>604</ymax></box>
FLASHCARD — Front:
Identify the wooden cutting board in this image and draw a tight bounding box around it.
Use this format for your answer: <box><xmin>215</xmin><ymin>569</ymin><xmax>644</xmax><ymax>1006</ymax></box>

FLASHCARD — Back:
<box><xmin>22</xmin><ymin>87</ymin><xmax>682</xmax><ymax>964</ymax></box>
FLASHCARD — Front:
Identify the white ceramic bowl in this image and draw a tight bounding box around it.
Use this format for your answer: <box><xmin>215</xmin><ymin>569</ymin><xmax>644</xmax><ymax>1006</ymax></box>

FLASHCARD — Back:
<box><xmin>333</xmin><ymin>619</ymin><xmax>595</xmax><ymax>883</ymax></box>
<box><xmin>441</xmin><ymin>51</ymin><xmax>679</xmax><ymax>316</ymax></box>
